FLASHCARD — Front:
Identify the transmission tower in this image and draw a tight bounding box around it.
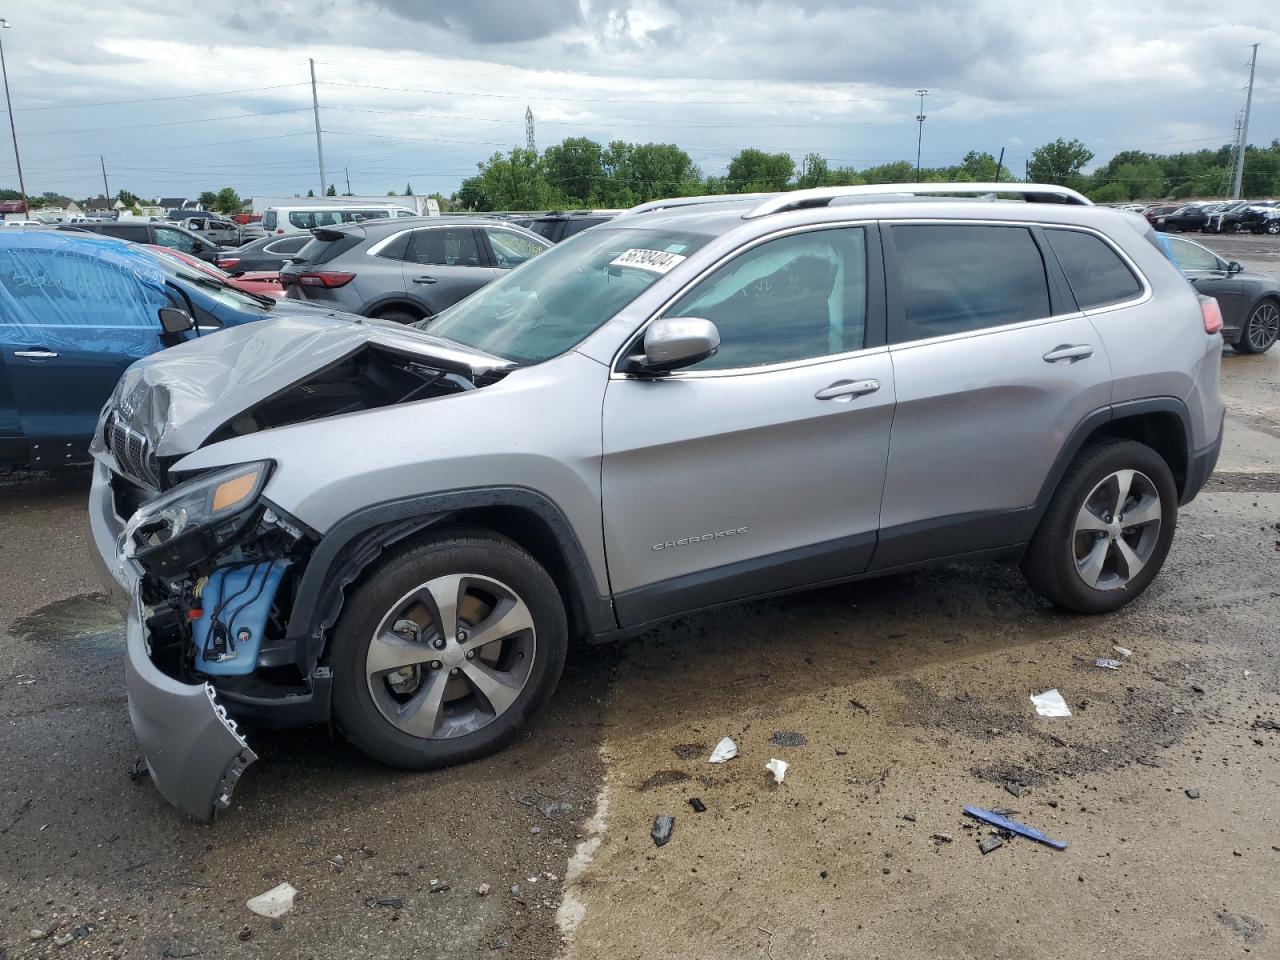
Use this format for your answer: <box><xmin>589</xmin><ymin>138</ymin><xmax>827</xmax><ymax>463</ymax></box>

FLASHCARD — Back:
<box><xmin>1230</xmin><ymin>43</ymin><xmax>1259</xmax><ymax>199</ymax></box>
<box><xmin>1223</xmin><ymin>110</ymin><xmax>1244</xmax><ymax>197</ymax></box>
<box><xmin>525</xmin><ymin>106</ymin><xmax>536</xmax><ymax>152</ymax></box>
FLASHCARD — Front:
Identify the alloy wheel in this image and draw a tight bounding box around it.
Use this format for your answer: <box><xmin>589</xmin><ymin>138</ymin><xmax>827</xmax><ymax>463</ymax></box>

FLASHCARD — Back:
<box><xmin>1246</xmin><ymin>302</ymin><xmax>1280</xmax><ymax>352</ymax></box>
<box><xmin>1072</xmin><ymin>469</ymin><xmax>1163</xmax><ymax>591</ymax></box>
<box><xmin>364</xmin><ymin>573</ymin><xmax>536</xmax><ymax>739</ymax></box>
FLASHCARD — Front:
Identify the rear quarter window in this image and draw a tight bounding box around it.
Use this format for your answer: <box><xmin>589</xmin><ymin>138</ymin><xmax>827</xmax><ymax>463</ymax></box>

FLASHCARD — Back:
<box><xmin>1045</xmin><ymin>229</ymin><xmax>1143</xmax><ymax>309</ymax></box>
<box><xmin>288</xmin><ymin>211</ymin><xmax>315</xmax><ymax>230</ymax></box>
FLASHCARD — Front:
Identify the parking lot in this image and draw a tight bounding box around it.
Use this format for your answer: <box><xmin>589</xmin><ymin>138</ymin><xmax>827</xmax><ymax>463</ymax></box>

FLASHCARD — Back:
<box><xmin>1</xmin><ymin>232</ymin><xmax>1278</xmax><ymax>960</ymax></box>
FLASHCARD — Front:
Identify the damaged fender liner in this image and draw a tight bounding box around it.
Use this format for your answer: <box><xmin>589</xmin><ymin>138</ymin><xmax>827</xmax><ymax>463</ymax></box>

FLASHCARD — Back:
<box><xmin>125</xmin><ymin>601</ymin><xmax>256</xmax><ymax>820</ymax></box>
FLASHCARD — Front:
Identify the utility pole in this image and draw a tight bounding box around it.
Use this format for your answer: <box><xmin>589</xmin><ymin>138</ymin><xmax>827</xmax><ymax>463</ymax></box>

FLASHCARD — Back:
<box><xmin>309</xmin><ymin>58</ymin><xmax>327</xmax><ymax>199</ymax></box>
<box><xmin>344</xmin><ymin>166</ymin><xmax>351</xmax><ymax>194</ymax></box>
<box><xmin>525</xmin><ymin>106</ymin><xmax>536</xmax><ymax>152</ymax></box>
<box><xmin>994</xmin><ymin>146</ymin><xmax>1005</xmax><ymax>183</ymax></box>
<box><xmin>914</xmin><ymin>89</ymin><xmax>928</xmax><ymax>180</ymax></box>
<box><xmin>1231</xmin><ymin>43</ymin><xmax>1259</xmax><ymax>199</ymax></box>
<box><xmin>99</xmin><ymin>155</ymin><xmax>109</xmax><ymax>198</ymax></box>
<box><xmin>0</xmin><ymin>20</ymin><xmax>27</xmax><ymax>210</ymax></box>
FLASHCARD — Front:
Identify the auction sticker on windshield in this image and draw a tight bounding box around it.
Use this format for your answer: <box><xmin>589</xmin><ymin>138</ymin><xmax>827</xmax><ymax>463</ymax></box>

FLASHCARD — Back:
<box><xmin>609</xmin><ymin>248</ymin><xmax>688</xmax><ymax>274</ymax></box>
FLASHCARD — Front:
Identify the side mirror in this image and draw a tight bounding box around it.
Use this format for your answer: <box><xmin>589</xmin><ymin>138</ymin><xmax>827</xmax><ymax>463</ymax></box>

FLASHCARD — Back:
<box><xmin>158</xmin><ymin>307</ymin><xmax>195</xmax><ymax>335</ymax></box>
<box><xmin>1227</xmin><ymin>260</ymin><xmax>1244</xmax><ymax>274</ymax></box>
<box><xmin>625</xmin><ymin>317</ymin><xmax>720</xmax><ymax>374</ymax></box>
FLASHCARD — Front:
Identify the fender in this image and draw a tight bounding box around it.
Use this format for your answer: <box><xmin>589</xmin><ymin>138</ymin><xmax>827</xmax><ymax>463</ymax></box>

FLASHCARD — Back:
<box><xmin>284</xmin><ymin>485</ymin><xmax>616</xmax><ymax>675</ymax></box>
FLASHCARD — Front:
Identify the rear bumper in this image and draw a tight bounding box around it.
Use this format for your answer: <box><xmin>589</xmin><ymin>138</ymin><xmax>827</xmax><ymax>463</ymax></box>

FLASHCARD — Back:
<box><xmin>1181</xmin><ymin>415</ymin><xmax>1224</xmax><ymax>506</ymax></box>
<box><xmin>90</xmin><ymin>459</ymin><xmax>258</xmax><ymax>820</ymax></box>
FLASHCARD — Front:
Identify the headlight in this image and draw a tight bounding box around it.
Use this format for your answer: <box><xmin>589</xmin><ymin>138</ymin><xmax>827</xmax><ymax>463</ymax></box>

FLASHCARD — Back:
<box><xmin>119</xmin><ymin>461</ymin><xmax>272</xmax><ymax>565</ymax></box>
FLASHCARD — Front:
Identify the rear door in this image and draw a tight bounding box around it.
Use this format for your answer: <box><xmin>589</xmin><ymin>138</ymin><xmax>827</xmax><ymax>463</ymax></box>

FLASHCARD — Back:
<box><xmin>0</xmin><ymin>245</ymin><xmax>166</xmax><ymax>463</ymax></box>
<box><xmin>479</xmin><ymin>226</ymin><xmax>549</xmax><ymax>271</ymax></box>
<box><xmin>401</xmin><ymin>226</ymin><xmax>497</xmax><ymax>315</ymax></box>
<box><xmin>874</xmin><ymin>221</ymin><xmax>1114</xmax><ymax>568</ymax></box>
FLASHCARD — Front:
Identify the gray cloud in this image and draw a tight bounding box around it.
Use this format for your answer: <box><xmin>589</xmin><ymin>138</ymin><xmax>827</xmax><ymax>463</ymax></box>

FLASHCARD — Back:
<box><xmin>370</xmin><ymin>0</ymin><xmax>584</xmax><ymax>43</ymax></box>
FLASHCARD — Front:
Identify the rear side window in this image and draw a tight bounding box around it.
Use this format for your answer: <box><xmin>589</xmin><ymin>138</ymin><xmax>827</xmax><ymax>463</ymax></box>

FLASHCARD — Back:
<box><xmin>264</xmin><ymin>235</ymin><xmax>308</xmax><ymax>255</ymax></box>
<box><xmin>297</xmin><ymin>234</ymin><xmax>363</xmax><ymax>265</ymax></box>
<box><xmin>1045</xmin><ymin>229</ymin><xmax>1142</xmax><ymax>309</ymax></box>
<box><xmin>106</xmin><ymin>224</ymin><xmax>150</xmax><ymax>243</ymax></box>
<box><xmin>407</xmin><ymin>228</ymin><xmax>481</xmax><ymax>266</ymax></box>
<box><xmin>288</xmin><ymin>211</ymin><xmax>315</xmax><ymax>230</ymax></box>
<box><xmin>891</xmin><ymin>224</ymin><xmax>1050</xmax><ymax>342</ymax></box>
<box><xmin>263</xmin><ymin>211</ymin><xmax>277</xmax><ymax>231</ymax></box>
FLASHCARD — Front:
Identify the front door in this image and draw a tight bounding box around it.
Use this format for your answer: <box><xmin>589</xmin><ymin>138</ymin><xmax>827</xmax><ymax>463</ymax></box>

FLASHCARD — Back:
<box><xmin>602</xmin><ymin>224</ymin><xmax>895</xmax><ymax>627</ymax></box>
<box><xmin>1165</xmin><ymin>235</ymin><xmax>1252</xmax><ymax>334</ymax></box>
<box><xmin>401</xmin><ymin>227</ymin><xmax>498</xmax><ymax>316</ymax></box>
<box><xmin>0</xmin><ymin>244</ymin><xmax>165</xmax><ymax>464</ymax></box>
<box><xmin>873</xmin><ymin>221</ymin><xmax>1114</xmax><ymax>568</ymax></box>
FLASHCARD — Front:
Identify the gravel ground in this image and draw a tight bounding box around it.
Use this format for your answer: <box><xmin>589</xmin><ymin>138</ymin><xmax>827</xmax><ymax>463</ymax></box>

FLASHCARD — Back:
<box><xmin>0</xmin><ymin>233</ymin><xmax>1277</xmax><ymax>960</ymax></box>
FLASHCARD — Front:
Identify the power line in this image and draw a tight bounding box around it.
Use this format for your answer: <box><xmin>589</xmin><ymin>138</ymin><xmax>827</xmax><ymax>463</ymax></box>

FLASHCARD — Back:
<box><xmin>10</xmin><ymin>82</ymin><xmax>310</xmax><ymax>112</ymax></box>
<box><xmin>18</xmin><ymin>107</ymin><xmax>313</xmax><ymax>137</ymax></box>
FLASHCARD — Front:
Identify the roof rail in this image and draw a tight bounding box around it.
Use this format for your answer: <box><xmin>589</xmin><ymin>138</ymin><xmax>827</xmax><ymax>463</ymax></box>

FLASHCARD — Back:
<box><xmin>742</xmin><ymin>182</ymin><xmax>1092</xmax><ymax>219</ymax></box>
<box><xmin>620</xmin><ymin>193</ymin><xmax>777</xmax><ymax>217</ymax></box>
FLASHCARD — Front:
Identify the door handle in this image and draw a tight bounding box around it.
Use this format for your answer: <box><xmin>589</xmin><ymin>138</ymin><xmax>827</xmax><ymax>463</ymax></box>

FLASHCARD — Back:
<box><xmin>412</xmin><ymin>275</ymin><xmax>438</xmax><ymax>284</ymax></box>
<box><xmin>1042</xmin><ymin>344</ymin><xmax>1093</xmax><ymax>363</ymax></box>
<box><xmin>815</xmin><ymin>378</ymin><xmax>880</xmax><ymax>401</ymax></box>
<box><xmin>15</xmin><ymin>349</ymin><xmax>58</xmax><ymax>359</ymax></box>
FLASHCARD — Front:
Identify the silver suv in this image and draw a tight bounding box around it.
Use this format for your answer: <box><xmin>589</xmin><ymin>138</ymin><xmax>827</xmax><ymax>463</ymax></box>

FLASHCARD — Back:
<box><xmin>88</xmin><ymin>183</ymin><xmax>1225</xmax><ymax>818</ymax></box>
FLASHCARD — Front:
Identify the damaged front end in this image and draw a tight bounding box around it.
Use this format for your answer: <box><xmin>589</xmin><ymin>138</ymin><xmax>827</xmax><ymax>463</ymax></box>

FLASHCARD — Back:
<box><xmin>98</xmin><ymin>458</ymin><xmax>318</xmax><ymax>819</ymax></box>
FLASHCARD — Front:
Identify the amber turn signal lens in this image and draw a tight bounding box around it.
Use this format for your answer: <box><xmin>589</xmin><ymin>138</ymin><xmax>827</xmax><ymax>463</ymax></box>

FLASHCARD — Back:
<box><xmin>211</xmin><ymin>469</ymin><xmax>260</xmax><ymax>513</ymax></box>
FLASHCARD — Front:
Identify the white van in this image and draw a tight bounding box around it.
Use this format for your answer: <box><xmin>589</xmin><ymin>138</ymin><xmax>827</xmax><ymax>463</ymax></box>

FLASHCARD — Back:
<box><xmin>263</xmin><ymin>204</ymin><xmax>419</xmax><ymax>236</ymax></box>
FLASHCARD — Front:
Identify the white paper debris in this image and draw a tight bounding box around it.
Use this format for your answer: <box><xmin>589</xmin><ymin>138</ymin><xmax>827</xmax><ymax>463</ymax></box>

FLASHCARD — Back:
<box><xmin>708</xmin><ymin>736</ymin><xmax>738</xmax><ymax>763</ymax></box>
<box><xmin>1095</xmin><ymin>658</ymin><xmax>1122</xmax><ymax>670</ymax></box>
<box><xmin>246</xmin><ymin>882</ymin><xmax>297</xmax><ymax>919</ymax></box>
<box><xmin>1112</xmin><ymin>645</ymin><xmax>1132</xmax><ymax>659</ymax></box>
<box><xmin>765</xmin><ymin>758</ymin><xmax>789</xmax><ymax>784</ymax></box>
<box><xmin>1030</xmin><ymin>689</ymin><xmax>1071</xmax><ymax>718</ymax></box>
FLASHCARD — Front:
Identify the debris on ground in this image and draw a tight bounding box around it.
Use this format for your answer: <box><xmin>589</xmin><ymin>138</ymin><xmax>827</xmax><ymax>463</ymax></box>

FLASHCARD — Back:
<box><xmin>1136</xmin><ymin>756</ymin><xmax>1160</xmax><ymax>767</ymax></box>
<box><xmin>126</xmin><ymin>757</ymin><xmax>148</xmax><ymax>782</ymax></box>
<box><xmin>539</xmin><ymin>800</ymin><xmax>575</xmax><ymax>818</ymax></box>
<box><xmin>651</xmin><ymin>814</ymin><xmax>675</xmax><ymax>847</ymax></box>
<box><xmin>1095</xmin><ymin>658</ymin><xmax>1123</xmax><ymax>670</ymax></box>
<box><xmin>963</xmin><ymin>806</ymin><xmax>1068</xmax><ymax>850</ymax></box>
<box><xmin>365</xmin><ymin>896</ymin><xmax>404</xmax><ymax>909</ymax></box>
<box><xmin>1004</xmin><ymin>783</ymin><xmax>1022</xmax><ymax>798</ymax></box>
<box><xmin>771</xmin><ymin>730</ymin><xmax>808</xmax><ymax>747</ymax></box>
<box><xmin>688</xmin><ymin>797</ymin><xmax>707</xmax><ymax>813</ymax></box>
<box><xmin>1030</xmin><ymin>689</ymin><xmax>1071</xmax><ymax>717</ymax></box>
<box><xmin>979</xmin><ymin>836</ymin><xmax>1004</xmax><ymax>854</ymax></box>
<box><xmin>1112</xmin><ymin>645</ymin><xmax>1133</xmax><ymax>659</ymax></box>
<box><xmin>672</xmin><ymin>743</ymin><xmax>705</xmax><ymax>759</ymax></box>
<box><xmin>931</xmin><ymin>833</ymin><xmax>953</xmax><ymax>844</ymax></box>
<box><xmin>246</xmin><ymin>882</ymin><xmax>298</xmax><ymax>919</ymax></box>
<box><xmin>637</xmin><ymin>769</ymin><xmax>691</xmax><ymax>791</ymax></box>
<box><xmin>476</xmin><ymin>883</ymin><xmax>491</xmax><ymax>896</ymax></box>
<box><xmin>430</xmin><ymin>879</ymin><xmax>450</xmax><ymax>893</ymax></box>
<box><xmin>849</xmin><ymin>698</ymin><xmax>871</xmax><ymax>714</ymax></box>
<box><xmin>161</xmin><ymin>942</ymin><xmax>199</xmax><ymax>958</ymax></box>
<box><xmin>1252</xmin><ymin>719</ymin><xmax>1280</xmax><ymax>732</ymax></box>
<box><xmin>237</xmin><ymin>926</ymin><xmax>252</xmax><ymax>942</ymax></box>
<box><xmin>708</xmin><ymin>737</ymin><xmax>738</xmax><ymax>763</ymax></box>
<box><xmin>765</xmin><ymin>758</ymin><xmax>789</xmax><ymax>784</ymax></box>
<box><xmin>901</xmin><ymin>813</ymin><xmax>917</xmax><ymax>823</ymax></box>
<box><xmin>1186</xmin><ymin>788</ymin><xmax>1201</xmax><ymax>799</ymax></box>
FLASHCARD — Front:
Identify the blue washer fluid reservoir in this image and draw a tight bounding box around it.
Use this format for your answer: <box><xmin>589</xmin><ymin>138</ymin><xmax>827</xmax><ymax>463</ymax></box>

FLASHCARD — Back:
<box><xmin>191</xmin><ymin>559</ymin><xmax>291</xmax><ymax>676</ymax></box>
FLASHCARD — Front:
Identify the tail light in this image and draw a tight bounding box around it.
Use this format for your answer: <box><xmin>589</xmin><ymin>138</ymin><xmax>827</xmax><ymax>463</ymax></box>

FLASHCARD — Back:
<box><xmin>276</xmin><ymin>228</ymin><xmax>285</xmax><ymax>234</ymax></box>
<box><xmin>215</xmin><ymin>257</ymin><xmax>240</xmax><ymax>270</ymax></box>
<box><xmin>293</xmin><ymin>271</ymin><xmax>355</xmax><ymax>288</ymax></box>
<box><xmin>1199</xmin><ymin>295</ymin><xmax>1223</xmax><ymax>335</ymax></box>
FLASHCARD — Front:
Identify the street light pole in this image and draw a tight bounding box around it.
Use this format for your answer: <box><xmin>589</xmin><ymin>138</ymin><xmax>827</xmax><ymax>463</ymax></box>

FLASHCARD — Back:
<box><xmin>915</xmin><ymin>89</ymin><xmax>929</xmax><ymax>181</ymax></box>
<box><xmin>0</xmin><ymin>19</ymin><xmax>28</xmax><ymax>211</ymax></box>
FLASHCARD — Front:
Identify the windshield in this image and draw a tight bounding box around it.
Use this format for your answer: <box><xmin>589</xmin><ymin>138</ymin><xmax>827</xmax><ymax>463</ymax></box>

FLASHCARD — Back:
<box><xmin>147</xmin><ymin>250</ymin><xmax>272</xmax><ymax>312</ymax></box>
<box><xmin>422</xmin><ymin>226</ymin><xmax>711</xmax><ymax>363</ymax></box>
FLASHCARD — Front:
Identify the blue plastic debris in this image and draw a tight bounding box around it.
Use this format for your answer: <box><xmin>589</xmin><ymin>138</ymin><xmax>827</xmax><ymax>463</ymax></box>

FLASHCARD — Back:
<box><xmin>963</xmin><ymin>805</ymin><xmax>1068</xmax><ymax>851</ymax></box>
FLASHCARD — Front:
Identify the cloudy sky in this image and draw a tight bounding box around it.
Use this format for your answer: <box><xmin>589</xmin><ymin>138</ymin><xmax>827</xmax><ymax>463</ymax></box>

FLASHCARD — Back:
<box><xmin>2</xmin><ymin>0</ymin><xmax>1277</xmax><ymax>201</ymax></box>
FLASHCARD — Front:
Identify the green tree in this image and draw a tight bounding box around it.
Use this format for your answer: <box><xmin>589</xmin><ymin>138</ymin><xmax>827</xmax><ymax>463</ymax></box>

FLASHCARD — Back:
<box><xmin>326</xmin><ymin>184</ymin><xmax>337</xmax><ymax>196</ymax></box>
<box><xmin>306</xmin><ymin>189</ymin><xmax>315</xmax><ymax>197</ymax></box>
<box><xmin>628</xmin><ymin>143</ymin><xmax>701</xmax><ymax>201</ymax></box>
<box><xmin>543</xmin><ymin>137</ymin><xmax>604</xmax><ymax>205</ymax></box>
<box><xmin>859</xmin><ymin>160</ymin><xmax>916</xmax><ymax>184</ymax></box>
<box><xmin>726</xmin><ymin>148</ymin><xmax>794</xmax><ymax>191</ymax></box>
<box><xmin>1027</xmin><ymin>138</ymin><xmax>1094</xmax><ymax>186</ymax></box>
<box><xmin>470</xmin><ymin>148</ymin><xmax>557</xmax><ymax>210</ymax></box>
<box><xmin>404</xmin><ymin>183</ymin><xmax>414</xmax><ymax>196</ymax></box>
<box><xmin>453</xmin><ymin>175</ymin><xmax>488</xmax><ymax>210</ymax></box>
<box><xmin>957</xmin><ymin>151</ymin><xmax>1000</xmax><ymax>181</ymax></box>
<box><xmin>117</xmin><ymin>188</ymin><xmax>142</xmax><ymax>207</ymax></box>
<box><xmin>794</xmin><ymin>153</ymin><xmax>830</xmax><ymax>190</ymax></box>
<box><xmin>211</xmin><ymin>187</ymin><xmax>242</xmax><ymax>215</ymax></box>
<box><xmin>197</xmin><ymin>190</ymin><xmax>218</xmax><ymax>209</ymax></box>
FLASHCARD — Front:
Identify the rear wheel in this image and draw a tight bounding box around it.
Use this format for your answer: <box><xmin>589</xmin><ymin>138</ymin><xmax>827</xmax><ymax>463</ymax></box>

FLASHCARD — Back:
<box><xmin>331</xmin><ymin>531</ymin><xmax>568</xmax><ymax>769</ymax></box>
<box><xmin>1022</xmin><ymin>440</ymin><xmax>1177</xmax><ymax>613</ymax></box>
<box><xmin>373</xmin><ymin>308</ymin><xmax>421</xmax><ymax>325</ymax></box>
<box><xmin>1236</xmin><ymin>299</ymin><xmax>1280</xmax><ymax>354</ymax></box>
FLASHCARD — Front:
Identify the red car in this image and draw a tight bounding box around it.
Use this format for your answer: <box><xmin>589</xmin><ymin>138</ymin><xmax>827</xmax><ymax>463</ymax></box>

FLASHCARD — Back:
<box><xmin>144</xmin><ymin>245</ymin><xmax>284</xmax><ymax>299</ymax></box>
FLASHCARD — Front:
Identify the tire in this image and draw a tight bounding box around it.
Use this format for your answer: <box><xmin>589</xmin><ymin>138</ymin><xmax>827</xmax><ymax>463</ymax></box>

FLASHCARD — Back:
<box><xmin>330</xmin><ymin>529</ymin><xmax>568</xmax><ymax>769</ymax></box>
<box><xmin>1236</xmin><ymin>298</ymin><xmax>1280</xmax><ymax>354</ymax></box>
<box><xmin>373</xmin><ymin>308</ymin><xmax>421</xmax><ymax>325</ymax></box>
<box><xmin>1021</xmin><ymin>439</ymin><xmax>1178</xmax><ymax>614</ymax></box>
<box><xmin>1268</xmin><ymin>221</ymin><xmax>1280</xmax><ymax>236</ymax></box>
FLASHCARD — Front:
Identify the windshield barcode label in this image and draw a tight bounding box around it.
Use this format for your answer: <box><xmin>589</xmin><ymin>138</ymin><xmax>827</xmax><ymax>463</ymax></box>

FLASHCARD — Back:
<box><xmin>609</xmin><ymin>249</ymin><xmax>687</xmax><ymax>274</ymax></box>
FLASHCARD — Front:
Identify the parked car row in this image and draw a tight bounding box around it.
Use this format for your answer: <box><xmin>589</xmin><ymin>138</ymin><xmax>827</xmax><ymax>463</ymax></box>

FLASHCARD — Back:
<box><xmin>1140</xmin><ymin>199</ymin><xmax>1280</xmax><ymax>235</ymax></box>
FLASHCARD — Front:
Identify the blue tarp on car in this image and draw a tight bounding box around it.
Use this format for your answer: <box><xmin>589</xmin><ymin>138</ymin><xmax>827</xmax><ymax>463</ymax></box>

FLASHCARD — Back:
<box><xmin>0</xmin><ymin>230</ymin><xmax>168</xmax><ymax>344</ymax></box>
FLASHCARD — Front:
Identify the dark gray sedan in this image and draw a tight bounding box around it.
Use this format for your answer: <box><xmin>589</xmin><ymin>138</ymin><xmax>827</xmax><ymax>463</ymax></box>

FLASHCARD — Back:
<box><xmin>279</xmin><ymin>217</ymin><xmax>551</xmax><ymax>322</ymax></box>
<box><xmin>1164</xmin><ymin>235</ymin><xmax>1279</xmax><ymax>354</ymax></box>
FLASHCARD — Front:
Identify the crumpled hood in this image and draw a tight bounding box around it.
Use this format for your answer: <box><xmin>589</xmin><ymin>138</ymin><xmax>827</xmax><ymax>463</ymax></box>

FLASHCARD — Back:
<box><xmin>95</xmin><ymin>312</ymin><xmax>513</xmax><ymax>460</ymax></box>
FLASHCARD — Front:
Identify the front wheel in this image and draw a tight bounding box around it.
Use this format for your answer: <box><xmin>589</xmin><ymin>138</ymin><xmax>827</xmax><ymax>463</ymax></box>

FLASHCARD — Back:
<box><xmin>1022</xmin><ymin>439</ymin><xmax>1178</xmax><ymax>614</ymax></box>
<box><xmin>331</xmin><ymin>530</ymin><xmax>568</xmax><ymax>769</ymax></box>
<box><xmin>1237</xmin><ymin>299</ymin><xmax>1280</xmax><ymax>354</ymax></box>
